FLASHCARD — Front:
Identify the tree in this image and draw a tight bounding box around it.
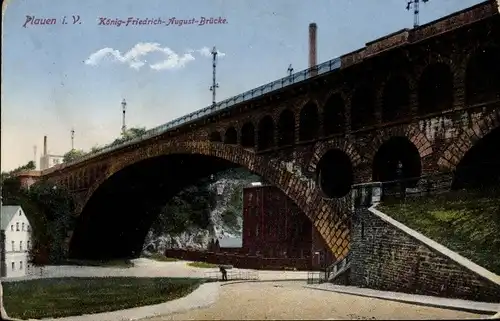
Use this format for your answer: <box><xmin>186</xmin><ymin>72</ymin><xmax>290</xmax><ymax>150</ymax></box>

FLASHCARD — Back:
<box><xmin>63</xmin><ymin>149</ymin><xmax>87</xmax><ymax>163</ymax></box>
<box><xmin>5</xmin><ymin>161</ymin><xmax>36</xmax><ymax>176</ymax></box>
<box><xmin>110</xmin><ymin>127</ymin><xmax>147</xmax><ymax>146</ymax></box>
<box><xmin>1</xmin><ymin>177</ymin><xmax>76</xmax><ymax>264</ymax></box>
<box><xmin>124</xmin><ymin>127</ymin><xmax>147</xmax><ymax>139</ymax></box>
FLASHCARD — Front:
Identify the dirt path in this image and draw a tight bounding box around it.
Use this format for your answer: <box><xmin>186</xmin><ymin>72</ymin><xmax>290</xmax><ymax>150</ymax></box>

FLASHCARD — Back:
<box><xmin>145</xmin><ymin>281</ymin><xmax>487</xmax><ymax>320</ymax></box>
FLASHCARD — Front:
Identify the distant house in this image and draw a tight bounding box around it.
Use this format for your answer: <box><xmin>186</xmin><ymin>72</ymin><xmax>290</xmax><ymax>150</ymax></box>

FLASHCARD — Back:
<box><xmin>1</xmin><ymin>205</ymin><xmax>33</xmax><ymax>278</ymax></box>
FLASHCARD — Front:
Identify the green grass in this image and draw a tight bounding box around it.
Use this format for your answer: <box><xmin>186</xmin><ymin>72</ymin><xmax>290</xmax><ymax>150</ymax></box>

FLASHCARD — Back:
<box><xmin>378</xmin><ymin>189</ymin><xmax>500</xmax><ymax>275</ymax></box>
<box><xmin>187</xmin><ymin>261</ymin><xmax>219</xmax><ymax>268</ymax></box>
<box><xmin>3</xmin><ymin>277</ymin><xmax>204</xmax><ymax>319</ymax></box>
<box><xmin>56</xmin><ymin>259</ymin><xmax>135</xmax><ymax>268</ymax></box>
<box><xmin>144</xmin><ymin>253</ymin><xmax>179</xmax><ymax>262</ymax></box>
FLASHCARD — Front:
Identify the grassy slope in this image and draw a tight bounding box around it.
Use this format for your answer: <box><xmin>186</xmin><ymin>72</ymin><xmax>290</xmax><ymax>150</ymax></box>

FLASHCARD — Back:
<box><xmin>187</xmin><ymin>261</ymin><xmax>219</xmax><ymax>268</ymax></box>
<box><xmin>143</xmin><ymin>253</ymin><xmax>179</xmax><ymax>262</ymax></box>
<box><xmin>378</xmin><ymin>189</ymin><xmax>500</xmax><ymax>275</ymax></box>
<box><xmin>3</xmin><ymin>277</ymin><xmax>203</xmax><ymax>319</ymax></box>
<box><xmin>56</xmin><ymin>259</ymin><xmax>135</xmax><ymax>268</ymax></box>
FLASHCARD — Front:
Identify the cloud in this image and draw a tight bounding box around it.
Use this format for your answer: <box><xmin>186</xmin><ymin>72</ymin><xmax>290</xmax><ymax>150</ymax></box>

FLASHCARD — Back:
<box><xmin>84</xmin><ymin>43</ymin><xmax>226</xmax><ymax>71</ymax></box>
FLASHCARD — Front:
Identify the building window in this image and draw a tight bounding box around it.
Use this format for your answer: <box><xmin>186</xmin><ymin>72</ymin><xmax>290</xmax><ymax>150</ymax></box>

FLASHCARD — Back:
<box><xmin>16</xmin><ymin>222</ymin><xmax>19</xmax><ymax>231</ymax></box>
<box><xmin>19</xmin><ymin>210</ymin><xmax>21</xmax><ymax>216</ymax></box>
<box><xmin>22</xmin><ymin>223</ymin><xmax>25</xmax><ymax>231</ymax></box>
<box><xmin>27</xmin><ymin>225</ymin><xmax>31</xmax><ymax>232</ymax></box>
<box><xmin>28</xmin><ymin>240</ymin><xmax>31</xmax><ymax>249</ymax></box>
<box><xmin>20</xmin><ymin>241</ymin><xmax>23</xmax><ymax>251</ymax></box>
<box><xmin>11</xmin><ymin>241</ymin><xmax>15</xmax><ymax>251</ymax></box>
<box><xmin>11</xmin><ymin>225</ymin><xmax>13</xmax><ymax>231</ymax></box>
<box><xmin>20</xmin><ymin>261</ymin><xmax>23</xmax><ymax>270</ymax></box>
<box><xmin>11</xmin><ymin>262</ymin><xmax>15</xmax><ymax>270</ymax></box>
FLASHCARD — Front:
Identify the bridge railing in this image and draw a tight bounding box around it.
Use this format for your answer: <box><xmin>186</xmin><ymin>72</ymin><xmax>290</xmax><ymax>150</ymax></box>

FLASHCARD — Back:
<box><xmin>44</xmin><ymin>57</ymin><xmax>342</xmax><ymax>174</ymax></box>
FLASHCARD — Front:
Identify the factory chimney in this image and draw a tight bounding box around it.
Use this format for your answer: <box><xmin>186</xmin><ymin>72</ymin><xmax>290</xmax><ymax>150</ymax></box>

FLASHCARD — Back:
<box><xmin>43</xmin><ymin>136</ymin><xmax>47</xmax><ymax>156</ymax></box>
<box><xmin>309</xmin><ymin>23</ymin><xmax>317</xmax><ymax>76</ymax></box>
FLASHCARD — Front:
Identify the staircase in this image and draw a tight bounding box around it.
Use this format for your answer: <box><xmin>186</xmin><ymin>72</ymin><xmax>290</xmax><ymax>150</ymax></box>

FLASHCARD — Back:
<box><xmin>324</xmin><ymin>252</ymin><xmax>352</xmax><ymax>283</ymax></box>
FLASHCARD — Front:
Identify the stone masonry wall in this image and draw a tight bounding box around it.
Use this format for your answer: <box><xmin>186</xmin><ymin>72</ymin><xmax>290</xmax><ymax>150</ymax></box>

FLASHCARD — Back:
<box><xmin>350</xmin><ymin>207</ymin><xmax>500</xmax><ymax>303</ymax></box>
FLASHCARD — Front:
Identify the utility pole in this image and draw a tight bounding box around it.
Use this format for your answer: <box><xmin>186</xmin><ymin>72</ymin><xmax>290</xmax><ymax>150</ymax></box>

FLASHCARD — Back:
<box><xmin>406</xmin><ymin>0</ymin><xmax>430</xmax><ymax>28</ymax></box>
<box><xmin>121</xmin><ymin>98</ymin><xmax>127</xmax><ymax>136</ymax></box>
<box><xmin>70</xmin><ymin>128</ymin><xmax>75</xmax><ymax>150</ymax></box>
<box><xmin>287</xmin><ymin>64</ymin><xmax>294</xmax><ymax>77</ymax></box>
<box><xmin>209</xmin><ymin>46</ymin><xmax>219</xmax><ymax>107</ymax></box>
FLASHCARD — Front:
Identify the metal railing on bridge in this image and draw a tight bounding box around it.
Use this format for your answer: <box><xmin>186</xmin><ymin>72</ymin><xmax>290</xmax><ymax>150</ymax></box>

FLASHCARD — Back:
<box><xmin>45</xmin><ymin>58</ymin><xmax>341</xmax><ymax>173</ymax></box>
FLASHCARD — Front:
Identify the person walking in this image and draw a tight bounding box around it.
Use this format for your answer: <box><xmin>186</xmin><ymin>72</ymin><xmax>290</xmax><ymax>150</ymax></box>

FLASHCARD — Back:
<box><xmin>219</xmin><ymin>265</ymin><xmax>228</xmax><ymax>281</ymax></box>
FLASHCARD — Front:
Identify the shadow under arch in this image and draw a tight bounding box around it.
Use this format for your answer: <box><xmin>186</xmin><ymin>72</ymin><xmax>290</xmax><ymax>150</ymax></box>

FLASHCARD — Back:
<box><xmin>372</xmin><ymin>136</ymin><xmax>422</xmax><ymax>187</ymax></box>
<box><xmin>69</xmin><ymin>142</ymin><xmax>350</xmax><ymax>260</ymax></box>
<box><xmin>452</xmin><ymin>125</ymin><xmax>500</xmax><ymax>190</ymax></box>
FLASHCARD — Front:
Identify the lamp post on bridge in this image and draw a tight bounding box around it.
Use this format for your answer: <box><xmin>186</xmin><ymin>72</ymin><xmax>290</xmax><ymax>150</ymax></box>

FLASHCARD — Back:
<box><xmin>209</xmin><ymin>46</ymin><xmax>219</xmax><ymax>107</ymax></box>
<box><xmin>406</xmin><ymin>0</ymin><xmax>431</xmax><ymax>28</ymax></box>
<box><xmin>121</xmin><ymin>98</ymin><xmax>127</xmax><ymax>136</ymax></box>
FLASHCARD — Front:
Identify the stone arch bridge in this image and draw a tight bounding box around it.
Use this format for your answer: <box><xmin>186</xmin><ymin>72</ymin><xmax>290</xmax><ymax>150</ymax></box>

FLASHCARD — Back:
<box><xmin>38</xmin><ymin>1</ymin><xmax>500</xmax><ymax>260</ymax></box>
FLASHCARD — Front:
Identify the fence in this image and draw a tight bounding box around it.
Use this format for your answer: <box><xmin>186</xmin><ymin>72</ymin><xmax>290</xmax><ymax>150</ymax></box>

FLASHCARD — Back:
<box><xmin>376</xmin><ymin>162</ymin><xmax>500</xmax><ymax>201</ymax></box>
<box><xmin>165</xmin><ymin>249</ymin><xmax>312</xmax><ymax>271</ymax></box>
<box><xmin>43</xmin><ymin>58</ymin><xmax>342</xmax><ymax>174</ymax></box>
<box><xmin>204</xmin><ymin>270</ymin><xmax>259</xmax><ymax>282</ymax></box>
<box><xmin>306</xmin><ymin>271</ymin><xmax>327</xmax><ymax>284</ymax></box>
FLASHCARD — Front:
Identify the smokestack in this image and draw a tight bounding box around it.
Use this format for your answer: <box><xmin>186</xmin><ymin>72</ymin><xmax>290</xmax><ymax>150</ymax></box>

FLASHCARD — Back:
<box><xmin>43</xmin><ymin>136</ymin><xmax>47</xmax><ymax>156</ymax></box>
<box><xmin>309</xmin><ymin>23</ymin><xmax>317</xmax><ymax>76</ymax></box>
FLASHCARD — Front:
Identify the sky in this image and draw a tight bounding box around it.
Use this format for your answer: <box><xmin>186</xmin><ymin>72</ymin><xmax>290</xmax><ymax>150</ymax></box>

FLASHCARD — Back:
<box><xmin>1</xmin><ymin>0</ymin><xmax>485</xmax><ymax>171</ymax></box>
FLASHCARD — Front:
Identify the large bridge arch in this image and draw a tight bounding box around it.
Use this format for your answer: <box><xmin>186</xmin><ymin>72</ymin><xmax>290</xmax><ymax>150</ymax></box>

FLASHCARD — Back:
<box><xmin>452</xmin><ymin>125</ymin><xmax>500</xmax><ymax>189</ymax></box>
<box><xmin>438</xmin><ymin>108</ymin><xmax>500</xmax><ymax>171</ymax></box>
<box><xmin>70</xmin><ymin>141</ymin><xmax>352</xmax><ymax>260</ymax></box>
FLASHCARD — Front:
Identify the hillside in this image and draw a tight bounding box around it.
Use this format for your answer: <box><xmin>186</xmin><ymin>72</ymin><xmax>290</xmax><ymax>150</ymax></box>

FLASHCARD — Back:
<box><xmin>143</xmin><ymin>168</ymin><xmax>260</xmax><ymax>253</ymax></box>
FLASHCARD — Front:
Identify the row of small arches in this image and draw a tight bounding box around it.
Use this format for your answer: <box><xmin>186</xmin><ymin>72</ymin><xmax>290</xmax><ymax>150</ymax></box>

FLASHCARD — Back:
<box><xmin>209</xmin><ymin>47</ymin><xmax>500</xmax><ymax>151</ymax></box>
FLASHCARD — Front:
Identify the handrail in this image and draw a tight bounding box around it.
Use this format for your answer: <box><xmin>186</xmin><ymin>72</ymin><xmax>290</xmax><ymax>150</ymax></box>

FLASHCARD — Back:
<box><xmin>42</xmin><ymin>57</ymin><xmax>342</xmax><ymax>175</ymax></box>
<box><xmin>324</xmin><ymin>251</ymin><xmax>352</xmax><ymax>281</ymax></box>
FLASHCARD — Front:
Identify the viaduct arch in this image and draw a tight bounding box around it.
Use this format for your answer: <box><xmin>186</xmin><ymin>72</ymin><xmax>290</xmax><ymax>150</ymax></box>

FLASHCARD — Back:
<box><xmin>69</xmin><ymin>142</ymin><xmax>354</xmax><ymax>260</ymax></box>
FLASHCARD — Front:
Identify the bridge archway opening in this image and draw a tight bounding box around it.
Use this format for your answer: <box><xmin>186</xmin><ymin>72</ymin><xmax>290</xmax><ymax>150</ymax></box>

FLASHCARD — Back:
<box><xmin>224</xmin><ymin>127</ymin><xmax>238</xmax><ymax>144</ymax></box>
<box><xmin>418</xmin><ymin>63</ymin><xmax>454</xmax><ymax>115</ymax></box>
<box><xmin>465</xmin><ymin>47</ymin><xmax>500</xmax><ymax>106</ymax></box>
<box><xmin>277</xmin><ymin>109</ymin><xmax>295</xmax><ymax>146</ymax></box>
<box><xmin>241</xmin><ymin>122</ymin><xmax>255</xmax><ymax>148</ymax></box>
<box><xmin>316</xmin><ymin>149</ymin><xmax>354</xmax><ymax>198</ymax></box>
<box><xmin>68</xmin><ymin>152</ymin><xmax>338</xmax><ymax>263</ymax></box>
<box><xmin>323</xmin><ymin>93</ymin><xmax>345</xmax><ymax>136</ymax></box>
<box><xmin>382</xmin><ymin>76</ymin><xmax>410</xmax><ymax>123</ymax></box>
<box><xmin>209</xmin><ymin>131</ymin><xmax>222</xmax><ymax>142</ymax></box>
<box><xmin>299</xmin><ymin>102</ymin><xmax>319</xmax><ymax>141</ymax></box>
<box><xmin>69</xmin><ymin>154</ymin><xmax>252</xmax><ymax>260</ymax></box>
<box><xmin>351</xmin><ymin>85</ymin><xmax>376</xmax><ymax>131</ymax></box>
<box><xmin>372</xmin><ymin>136</ymin><xmax>422</xmax><ymax>187</ymax></box>
<box><xmin>257</xmin><ymin>116</ymin><xmax>275</xmax><ymax>150</ymax></box>
<box><xmin>452</xmin><ymin>125</ymin><xmax>500</xmax><ymax>190</ymax></box>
